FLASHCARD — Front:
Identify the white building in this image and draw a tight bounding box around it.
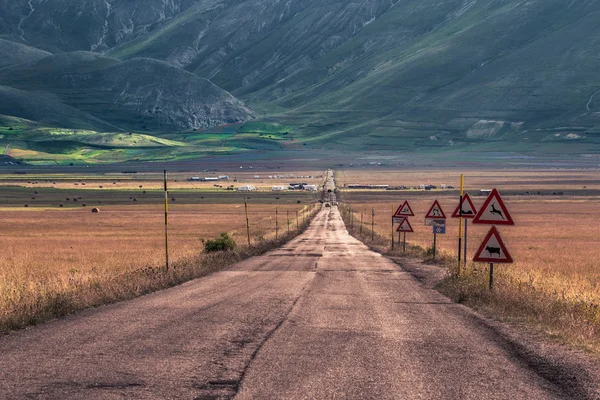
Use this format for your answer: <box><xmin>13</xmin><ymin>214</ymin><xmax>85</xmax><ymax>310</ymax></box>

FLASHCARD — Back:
<box><xmin>304</xmin><ymin>185</ymin><xmax>318</xmax><ymax>191</ymax></box>
<box><xmin>237</xmin><ymin>185</ymin><xmax>257</xmax><ymax>191</ymax></box>
<box><xmin>272</xmin><ymin>186</ymin><xmax>287</xmax><ymax>191</ymax></box>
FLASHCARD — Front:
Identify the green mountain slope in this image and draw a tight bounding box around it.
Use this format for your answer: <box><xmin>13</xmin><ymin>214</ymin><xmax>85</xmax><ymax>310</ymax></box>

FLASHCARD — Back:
<box><xmin>0</xmin><ymin>38</ymin><xmax>51</xmax><ymax>69</ymax></box>
<box><xmin>0</xmin><ymin>0</ymin><xmax>599</xmax><ymax>157</ymax></box>
<box><xmin>0</xmin><ymin>51</ymin><xmax>255</xmax><ymax>132</ymax></box>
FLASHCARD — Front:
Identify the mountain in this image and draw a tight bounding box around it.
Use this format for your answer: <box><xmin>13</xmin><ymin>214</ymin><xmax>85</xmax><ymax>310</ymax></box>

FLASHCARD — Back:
<box><xmin>1</xmin><ymin>0</ymin><xmax>600</xmax><ymax>158</ymax></box>
<box><xmin>0</xmin><ymin>38</ymin><xmax>50</xmax><ymax>69</ymax></box>
<box><xmin>0</xmin><ymin>52</ymin><xmax>255</xmax><ymax>131</ymax></box>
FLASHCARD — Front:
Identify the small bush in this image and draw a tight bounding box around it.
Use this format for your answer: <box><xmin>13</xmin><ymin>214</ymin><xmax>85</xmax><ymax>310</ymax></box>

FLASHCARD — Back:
<box><xmin>202</xmin><ymin>233</ymin><xmax>237</xmax><ymax>253</ymax></box>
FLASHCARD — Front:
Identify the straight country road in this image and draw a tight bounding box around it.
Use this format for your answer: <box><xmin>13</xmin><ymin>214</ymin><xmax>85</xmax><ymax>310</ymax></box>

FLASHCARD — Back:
<box><xmin>0</xmin><ymin>206</ymin><xmax>595</xmax><ymax>399</ymax></box>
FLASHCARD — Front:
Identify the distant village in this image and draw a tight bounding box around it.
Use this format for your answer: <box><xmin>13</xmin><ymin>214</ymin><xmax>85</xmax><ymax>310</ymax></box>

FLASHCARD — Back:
<box><xmin>188</xmin><ymin>175</ymin><xmax>319</xmax><ymax>192</ymax></box>
<box><xmin>344</xmin><ymin>183</ymin><xmax>455</xmax><ymax>190</ymax></box>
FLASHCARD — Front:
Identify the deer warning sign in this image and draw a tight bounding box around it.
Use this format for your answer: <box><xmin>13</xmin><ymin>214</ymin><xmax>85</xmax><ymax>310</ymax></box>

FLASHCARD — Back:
<box><xmin>473</xmin><ymin>226</ymin><xmax>513</xmax><ymax>263</ymax></box>
<box><xmin>396</xmin><ymin>217</ymin><xmax>414</xmax><ymax>233</ymax></box>
<box><xmin>451</xmin><ymin>193</ymin><xmax>477</xmax><ymax>219</ymax></box>
<box><xmin>393</xmin><ymin>201</ymin><xmax>415</xmax><ymax>219</ymax></box>
<box><xmin>473</xmin><ymin>189</ymin><xmax>514</xmax><ymax>225</ymax></box>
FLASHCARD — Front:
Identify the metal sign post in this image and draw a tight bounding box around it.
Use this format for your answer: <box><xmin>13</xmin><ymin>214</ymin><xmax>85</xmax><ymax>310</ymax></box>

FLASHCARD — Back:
<box><xmin>287</xmin><ymin>210</ymin><xmax>290</xmax><ymax>234</ymax></box>
<box><xmin>276</xmin><ymin>207</ymin><xmax>279</xmax><ymax>239</ymax></box>
<box><xmin>489</xmin><ymin>263</ymin><xmax>494</xmax><ymax>290</ymax></box>
<box><xmin>464</xmin><ymin>219</ymin><xmax>468</xmax><ymax>269</ymax></box>
<box><xmin>391</xmin><ymin>205</ymin><xmax>394</xmax><ymax>250</ymax></box>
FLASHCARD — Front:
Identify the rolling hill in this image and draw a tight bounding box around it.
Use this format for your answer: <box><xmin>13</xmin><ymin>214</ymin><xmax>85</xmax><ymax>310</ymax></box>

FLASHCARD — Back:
<box><xmin>1</xmin><ymin>0</ymin><xmax>600</xmax><ymax>162</ymax></box>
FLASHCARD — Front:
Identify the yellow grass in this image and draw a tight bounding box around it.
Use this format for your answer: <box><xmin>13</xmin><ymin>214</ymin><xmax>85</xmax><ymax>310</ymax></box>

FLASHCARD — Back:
<box><xmin>0</xmin><ymin>202</ymin><xmax>315</xmax><ymax>332</ymax></box>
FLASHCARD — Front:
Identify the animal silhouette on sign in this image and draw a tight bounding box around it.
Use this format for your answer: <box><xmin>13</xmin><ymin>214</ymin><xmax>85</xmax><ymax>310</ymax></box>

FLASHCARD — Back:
<box><xmin>460</xmin><ymin>208</ymin><xmax>473</xmax><ymax>215</ymax></box>
<box><xmin>489</xmin><ymin>203</ymin><xmax>505</xmax><ymax>220</ymax></box>
<box><xmin>486</xmin><ymin>246</ymin><xmax>501</xmax><ymax>256</ymax></box>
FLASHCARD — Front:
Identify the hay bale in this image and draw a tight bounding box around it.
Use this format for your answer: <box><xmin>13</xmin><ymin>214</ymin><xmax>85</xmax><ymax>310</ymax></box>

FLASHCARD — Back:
<box><xmin>91</xmin><ymin>208</ymin><xmax>100</xmax><ymax>213</ymax></box>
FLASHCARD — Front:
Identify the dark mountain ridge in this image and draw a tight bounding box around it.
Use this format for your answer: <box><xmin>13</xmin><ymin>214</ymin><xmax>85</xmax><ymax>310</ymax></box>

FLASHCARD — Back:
<box><xmin>1</xmin><ymin>0</ymin><xmax>599</xmax><ymax>155</ymax></box>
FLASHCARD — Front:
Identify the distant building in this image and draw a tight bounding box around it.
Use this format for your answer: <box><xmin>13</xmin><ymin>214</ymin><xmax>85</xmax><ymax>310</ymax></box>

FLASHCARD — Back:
<box><xmin>272</xmin><ymin>186</ymin><xmax>287</xmax><ymax>191</ymax></box>
<box><xmin>203</xmin><ymin>177</ymin><xmax>219</xmax><ymax>182</ymax></box>
<box><xmin>346</xmin><ymin>184</ymin><xmax>390</xmax><ymax>189</ymax></box>
<box><xmin>237</xmin><ymin>185</ymin><xmax>257</xmax><ymax>191</ymax></box>
<box><xmin>190</xmin><ymin>177</ymin><xmax>201</xmax><ymax>181</ymax></box>
<box><xmin>304</xmin><ymin>185</ymin><xmax>318</xmax><ymax>191</ymax></box>
<box><xmin>218</xmin><ymin>176</ymin><xmax>229</xmax><ymax>180</ymax></box>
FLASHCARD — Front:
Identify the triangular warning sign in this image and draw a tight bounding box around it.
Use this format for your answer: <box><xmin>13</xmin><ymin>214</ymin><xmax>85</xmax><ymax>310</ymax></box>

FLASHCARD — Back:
<box><xmin>473</xmin><ymin>226</ymin><xmax>513</xmax><ymax>263</ymax></box>
<box><xmin>393</xmin><ymin>201</ymin><xmax>414</xmax><ymax>217</ymax></box>
<box><xmin>452</xmin><ymin>193</ymin><xmax>477</xmax><ymax>219</ymax></box>
<box><xmin>396</xmin><ymin>217</ymin><xmax>414</xmax><ymax>233</ymax></box>
<box><xmin>473</xmin><ymin>189</ymin><xmax>514</xmax><ymax>225</ymax></box>
<box><xmin>425</xmin><ymin>200</ymin><xmax>446</xmax><ymax>219</ymax></box>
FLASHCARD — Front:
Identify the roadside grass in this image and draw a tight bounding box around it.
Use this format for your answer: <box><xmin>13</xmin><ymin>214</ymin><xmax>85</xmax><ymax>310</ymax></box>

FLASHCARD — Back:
<box><xmin>0</xmin><ymin>203</ymin><xmax>320</xmax><ymax>334</ymax></box>
<box><xmin>338</xmin><ymin>196</ymin><xmax>600</xmax><ymax>353</ymax></box>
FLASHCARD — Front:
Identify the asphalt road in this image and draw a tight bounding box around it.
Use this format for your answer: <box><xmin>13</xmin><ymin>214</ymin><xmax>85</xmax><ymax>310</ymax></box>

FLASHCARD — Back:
<box><xmin>0</xmin><ymin>207</ymin><xmax>591</xmax><ymax>399</ymax></box>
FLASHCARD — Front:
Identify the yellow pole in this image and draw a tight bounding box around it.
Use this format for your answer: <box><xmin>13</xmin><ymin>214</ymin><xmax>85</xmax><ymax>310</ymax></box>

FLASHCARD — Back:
<box><xmin>457</xmin><ymin>174</ymin><xmax>464</xmax><ymax>275</ymax></box>
<box><xmin>164</xmin><ymin>170</ymin><xmax>169</xmax><ymax>270</ymax></box>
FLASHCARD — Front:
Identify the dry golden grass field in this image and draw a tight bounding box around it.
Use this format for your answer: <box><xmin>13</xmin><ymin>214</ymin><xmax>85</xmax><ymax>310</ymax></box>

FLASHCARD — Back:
<box><xmin>0</xmin><ymin>171</ymin><xmax>321</xmax><ymax>332</ymax></box>
<box><xmin>338</xmin><ymin>169</ymin><xmax>600</xmax><ymax>352</ymax></box>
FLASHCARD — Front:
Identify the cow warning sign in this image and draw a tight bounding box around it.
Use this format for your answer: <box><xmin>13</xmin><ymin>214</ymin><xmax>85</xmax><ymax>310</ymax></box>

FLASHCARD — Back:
<box><xmin>473</xmin><ymin>226</ymin><xmax>513</xmax><ymax>263</ymax></box>
<box><xmin>396</xmin><ymin>218</ymin><xmax>414</xmax><ymax>233</ymax></box>
<box><xmin>473</xmin><ymin>189</ymin><xmax>514</xmax><ymax>225</ymax></box>
<box><xmin>452</xmin><ymin>193</ymin><xmax>477</xmax><ymax>219</ymax></box>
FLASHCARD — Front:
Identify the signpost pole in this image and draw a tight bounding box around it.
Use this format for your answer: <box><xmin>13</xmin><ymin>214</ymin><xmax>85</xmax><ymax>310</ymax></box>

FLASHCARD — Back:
<box><xmin>458</xmin><ymin>174</ymin><xmax>464</xmax><ymax>275</ymax></box>
<box><xmin>391</xmin><ymin>206</ymin><xmax>394</xmax><ymax>250</ymax></box>
<box><xmin>489</xmin><ymin>263</ymin><xmax>494</xmax><ymax>290</ymax></box>
<box><xmin>287</xmin><ymin>210</ymin><xmax>290</xmax><ymax>234</ymax></box>
<box><xmin>433</xmin><ymin>231</ymin><xmax>437</xmax><ymax>259</ymax></box>
<box><xmin>403</xmin><ymin>232</ymin><xmax>406</xmax><ymax>253</ymax></box>
<box><xmin>244</xmin><ymin>197</ymin><xmax>251</xmax><ymax>246</ymax></box>
<box><xmin>464</xmin><ymin>219</ymin><xmax>468</xmax><ymax>269</ymax></box>
<box><xmin>276</xmin><ymin>207</ymin><xmax>279</xmax><ymax>239</ymax></box>
<box><xmin>164</xmin><ymin>170</ymin><xmax>169</xmax><ymax>271</ymax></box>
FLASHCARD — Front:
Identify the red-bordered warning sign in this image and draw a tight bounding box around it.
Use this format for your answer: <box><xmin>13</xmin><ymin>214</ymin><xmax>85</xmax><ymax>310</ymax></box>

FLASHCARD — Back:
<box><xmin>425</xmin><ymin>200</ymin><xmax>446</xmax><ymax>219</ymax></box>
<box><xmin>393</xmin><ymin>201</ymin><xmax>414</xmax><ymax>217</ymax></box>
<box><xmin>396</xmin><ymin>217</ymin><xmax>414</xmax><ymax>233</ymax></box>
<box><xmin>451</xmin><ymin>193</ymin><xmax>477</xmax><ymax>219</ymax></box>
<box><xmin>473</xmin><ymin>189</ymin><xmax>514</xmax><ymax>225</ymax></box>
<box><xmin>473</xmin><ymin>226</ymin><xmax>513</xmax><ymax>263</ymax></box>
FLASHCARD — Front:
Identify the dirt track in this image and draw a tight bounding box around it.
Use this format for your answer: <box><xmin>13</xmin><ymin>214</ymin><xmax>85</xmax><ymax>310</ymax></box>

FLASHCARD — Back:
<box><xmin>0</xmin><ymin>206</ymin><xmax>596</xmax><ymax>399</ymax></box>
